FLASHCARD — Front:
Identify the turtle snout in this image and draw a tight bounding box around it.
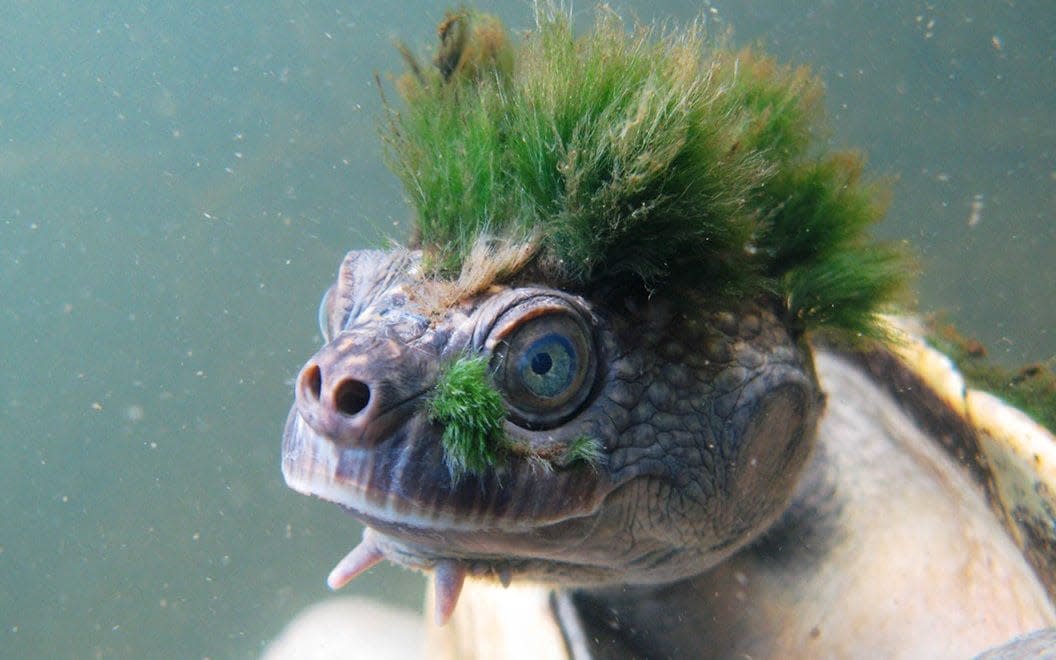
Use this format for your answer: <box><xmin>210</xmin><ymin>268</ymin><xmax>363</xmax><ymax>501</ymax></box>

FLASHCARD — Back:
<box><xmin>299</xmin><ymin>360</ymin><xmax>370</xmax><ymax>414</ymax></box>
<box><xmin>295</xmin><ymin>359</ymin><xmax>375</xmax><ymax>444</ymax></box>
<box><xmin>293</xmin><ymin>333</ymin><xmax>434</xmax><ymax>446</ymax></box>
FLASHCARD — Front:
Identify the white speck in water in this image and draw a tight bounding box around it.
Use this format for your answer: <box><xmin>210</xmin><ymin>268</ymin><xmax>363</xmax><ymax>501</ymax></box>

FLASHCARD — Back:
<box><xmin>125</xmin><ymin>404</ymin><xmax>145</xmax><ymax>422</ymax></box>
<box><xmin>968</xmin><ymin>193</ymin><xmax>985</xmax><ymax>227</ymax></box>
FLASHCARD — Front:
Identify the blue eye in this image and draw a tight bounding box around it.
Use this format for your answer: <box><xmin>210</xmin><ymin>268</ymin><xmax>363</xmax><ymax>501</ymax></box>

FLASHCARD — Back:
<box><xmin>516</xmin><ymin>333</ymin><xmax>577</xmax><ymax>399</ymax></box>
<box><xmin>493</xmin><ymin>308</ymin><xmax>596</xmax><ymax>428</ymax></box>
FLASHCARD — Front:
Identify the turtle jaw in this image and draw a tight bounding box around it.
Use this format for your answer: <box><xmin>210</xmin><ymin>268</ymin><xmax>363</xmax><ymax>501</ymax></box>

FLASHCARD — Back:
<box><xmin>283</xmin><ymin>404</ymin><xmax>608</xmax><ymax>533</ymax></box>
<box><xmin>284</xmin><ymin>405</ymin><xmax>439</xmax><ymax>529</ymax></box>
<box><xmin>282</xmin><ymin>405</ymin><xmax>505</xmax><ymax>533</ymax></box>
<box><xmin>282</xmin><ymin>402</ymin><xmax>616</xmax><ymax>584</ymax></box>
<box><xmin>283</xmin><ymin>403</ymin><xmax>620</xmax><ymax>623</ymax></box>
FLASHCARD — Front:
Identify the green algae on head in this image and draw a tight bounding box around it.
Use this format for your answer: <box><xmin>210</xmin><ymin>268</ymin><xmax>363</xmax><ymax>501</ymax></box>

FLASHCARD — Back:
<box><xmin>386</xmin><ymin>7</ymin><xmax>907</xmax><ymax>338</ymax></box>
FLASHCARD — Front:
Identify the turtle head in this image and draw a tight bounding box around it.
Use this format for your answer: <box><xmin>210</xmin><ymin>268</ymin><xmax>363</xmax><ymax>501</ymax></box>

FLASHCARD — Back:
<box><xmin>282</xmin><ymin>8</ymin><xmax>907</xmax><ymax>624</ymax></box>
<box><xmin>283</xmin><ymin>248</ymin><xmax>823</xmax><ymax>623</ymax></box>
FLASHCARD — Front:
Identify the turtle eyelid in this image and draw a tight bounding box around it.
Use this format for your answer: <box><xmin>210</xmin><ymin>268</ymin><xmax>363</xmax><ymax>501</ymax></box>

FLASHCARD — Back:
<box><xmin>317</xmin><ymin>284</ymin><xmax>336</xmax><ymax>343</ymax></box>
<box><xmin>321</xmin><ymin>250</ymin><xmax>409</xmax><ymax>342</ymax></box>
<box><xmin>317</xmin><ymin>283</ymin><xmax>355</xmax><ymax>343</ymax></box>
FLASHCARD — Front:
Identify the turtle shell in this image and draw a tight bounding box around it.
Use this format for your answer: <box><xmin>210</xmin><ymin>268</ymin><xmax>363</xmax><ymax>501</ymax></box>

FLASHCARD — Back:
<box><xmin>426</xmin><ymin>316</ymin><xmax>1056</xmax><ymax>659</ymax></box>
<box><xmin>857</xmin><ymin>317</ymin><xmax>1056</xmax><ymax>601</ymax></box>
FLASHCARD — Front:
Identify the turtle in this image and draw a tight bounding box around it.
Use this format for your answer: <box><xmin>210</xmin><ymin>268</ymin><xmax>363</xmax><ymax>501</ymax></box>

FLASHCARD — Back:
<box><xmin>275</xmin><ymin>8</ymin><xmax>1056</xmax><ymax>658</ymax></box>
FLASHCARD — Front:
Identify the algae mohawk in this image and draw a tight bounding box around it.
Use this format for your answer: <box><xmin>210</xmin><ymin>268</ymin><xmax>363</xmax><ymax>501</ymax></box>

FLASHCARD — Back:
<box><xmin>385</xmin><ymin>8</ymin><xmax>908</xmax><ymax>338</ymax></box>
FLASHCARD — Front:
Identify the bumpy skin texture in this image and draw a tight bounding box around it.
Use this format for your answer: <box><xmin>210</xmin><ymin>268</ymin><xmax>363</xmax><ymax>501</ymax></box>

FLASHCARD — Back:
<box><xmin>283</xmin><ymin>249</ymin><xmax>823</xmax><ymax>587</ymax></box>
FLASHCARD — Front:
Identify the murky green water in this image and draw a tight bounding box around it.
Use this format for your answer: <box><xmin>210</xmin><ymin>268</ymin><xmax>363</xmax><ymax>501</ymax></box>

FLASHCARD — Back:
<box><xmin>1</xmin><ymin>1</ymin><xmax>1052</xmax><ymax>657</ymax></box>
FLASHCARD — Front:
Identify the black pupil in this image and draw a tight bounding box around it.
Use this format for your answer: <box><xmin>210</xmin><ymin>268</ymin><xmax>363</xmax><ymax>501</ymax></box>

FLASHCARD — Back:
<box><xmin>530</xmin><ymin>352</ymin><xmax>553</xmax><ymax>375</ymax></box>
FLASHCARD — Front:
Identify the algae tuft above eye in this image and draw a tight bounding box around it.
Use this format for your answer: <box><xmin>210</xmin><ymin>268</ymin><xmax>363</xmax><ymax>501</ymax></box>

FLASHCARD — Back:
<box><xmin>385</xmin><ymin>7</ymin><xmax>909</xmax><ymax>339</ymax></box>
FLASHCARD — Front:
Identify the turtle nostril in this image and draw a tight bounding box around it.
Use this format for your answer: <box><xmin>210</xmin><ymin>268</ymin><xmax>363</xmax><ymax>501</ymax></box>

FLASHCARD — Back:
<box><xmin>334</xmin><ymin>379</ymin><xmax>371</xmax><ymax>416</ymax></box>
<box><xmin>303</xmin><ymin>365</ymin><xmax>322</xmax><ymax>401</ymax></box>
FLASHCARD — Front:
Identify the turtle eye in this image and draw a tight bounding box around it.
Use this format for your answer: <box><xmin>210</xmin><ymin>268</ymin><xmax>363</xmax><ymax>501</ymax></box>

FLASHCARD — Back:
<box><xmin>516</xmin><ymin>332</ymin><xmax>577</xmax><ymax>398</ymax></box>
<box><xmin>491</xmin><ymin>306</ymin><xmax>595</xmax><ymax>429</ymax></box>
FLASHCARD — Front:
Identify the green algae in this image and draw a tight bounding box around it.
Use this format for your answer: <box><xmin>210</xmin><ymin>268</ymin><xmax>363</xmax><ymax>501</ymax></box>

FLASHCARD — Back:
<box><xmin>564</xmin><ymin>434</ymin><xmax>605</xmax><ymax>469</ymax></box>
<box><xmin>927</xmin><ymin>318</ymin><xmax>1056</xmax><ymax>434</ymax></box>
<box><xmin>428</xmin><ymin>355</ymin><xmax>606</xmax><ymax>479</ymax></box>
<box><xmin>385</xmin><ymin>7</ymin><xmax>908</xmax><ymax>338</ymax></box>
<box><xmin>428</xmin><ymin>356</ymin><xmax>508</xmax><ymax>482</ymax></box>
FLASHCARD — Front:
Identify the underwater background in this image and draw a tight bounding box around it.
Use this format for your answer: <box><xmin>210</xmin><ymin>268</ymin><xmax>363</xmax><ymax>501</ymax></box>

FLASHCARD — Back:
<box><xmin>1</xmin><ymin>1</ymin><xmax>1052</xmax><ymax>657</ymax></box>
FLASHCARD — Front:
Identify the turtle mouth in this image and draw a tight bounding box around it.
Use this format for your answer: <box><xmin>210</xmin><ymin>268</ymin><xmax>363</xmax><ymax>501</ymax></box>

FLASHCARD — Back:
<box><xmin>282</xmin><ymin>400</ymin><xmax>610</xmax><ymax>534</ymax></box>
<box><xmin>282</xmin><ymin>405</ymin><xmax>614</xmax><ymax>622</ymax></box>
<box><xmin>282</xmin><ymin>405</ymin><xmax>581</xmax><ymax>533</ymax></box>
<box><xmin>282</xmin><ymin>405</ymin><xmax>467</xmax><ymax>530</ymax></box>
<box><xmin>282</xmin><ymin>406</ymin><xmax>496</xmax><ymax>624</ymax></box>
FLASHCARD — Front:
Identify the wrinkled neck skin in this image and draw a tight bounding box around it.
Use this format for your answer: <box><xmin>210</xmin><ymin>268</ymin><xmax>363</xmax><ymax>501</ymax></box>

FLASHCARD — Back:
<box><xmin>283</xmin><ymin>249</ymin><xmax>821</xmax><ymax>621</ymax></box>
<box><xmin>565</xmin><ymin>350</ymin><xmax>1056</xmax><ymax>659</ymax></box>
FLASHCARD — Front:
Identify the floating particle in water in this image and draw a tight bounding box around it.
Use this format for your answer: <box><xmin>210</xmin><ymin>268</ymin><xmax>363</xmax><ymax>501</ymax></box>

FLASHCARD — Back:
<box><xmin>968</xmin><ymin>193</ymin><xmax>985</xmax><ymax>227</ymax></box>
<box><xmin>125</xmin><ymin>404</ymin><xmax>145</xmax><ymax>423</ymax></box>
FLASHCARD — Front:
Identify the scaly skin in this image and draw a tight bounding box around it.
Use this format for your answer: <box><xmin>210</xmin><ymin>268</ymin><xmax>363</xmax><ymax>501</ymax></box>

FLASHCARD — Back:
<box><xmin>282</xmin><ymin>249</ymin><xmax>822</xmax><ymax>621</ymax></box>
